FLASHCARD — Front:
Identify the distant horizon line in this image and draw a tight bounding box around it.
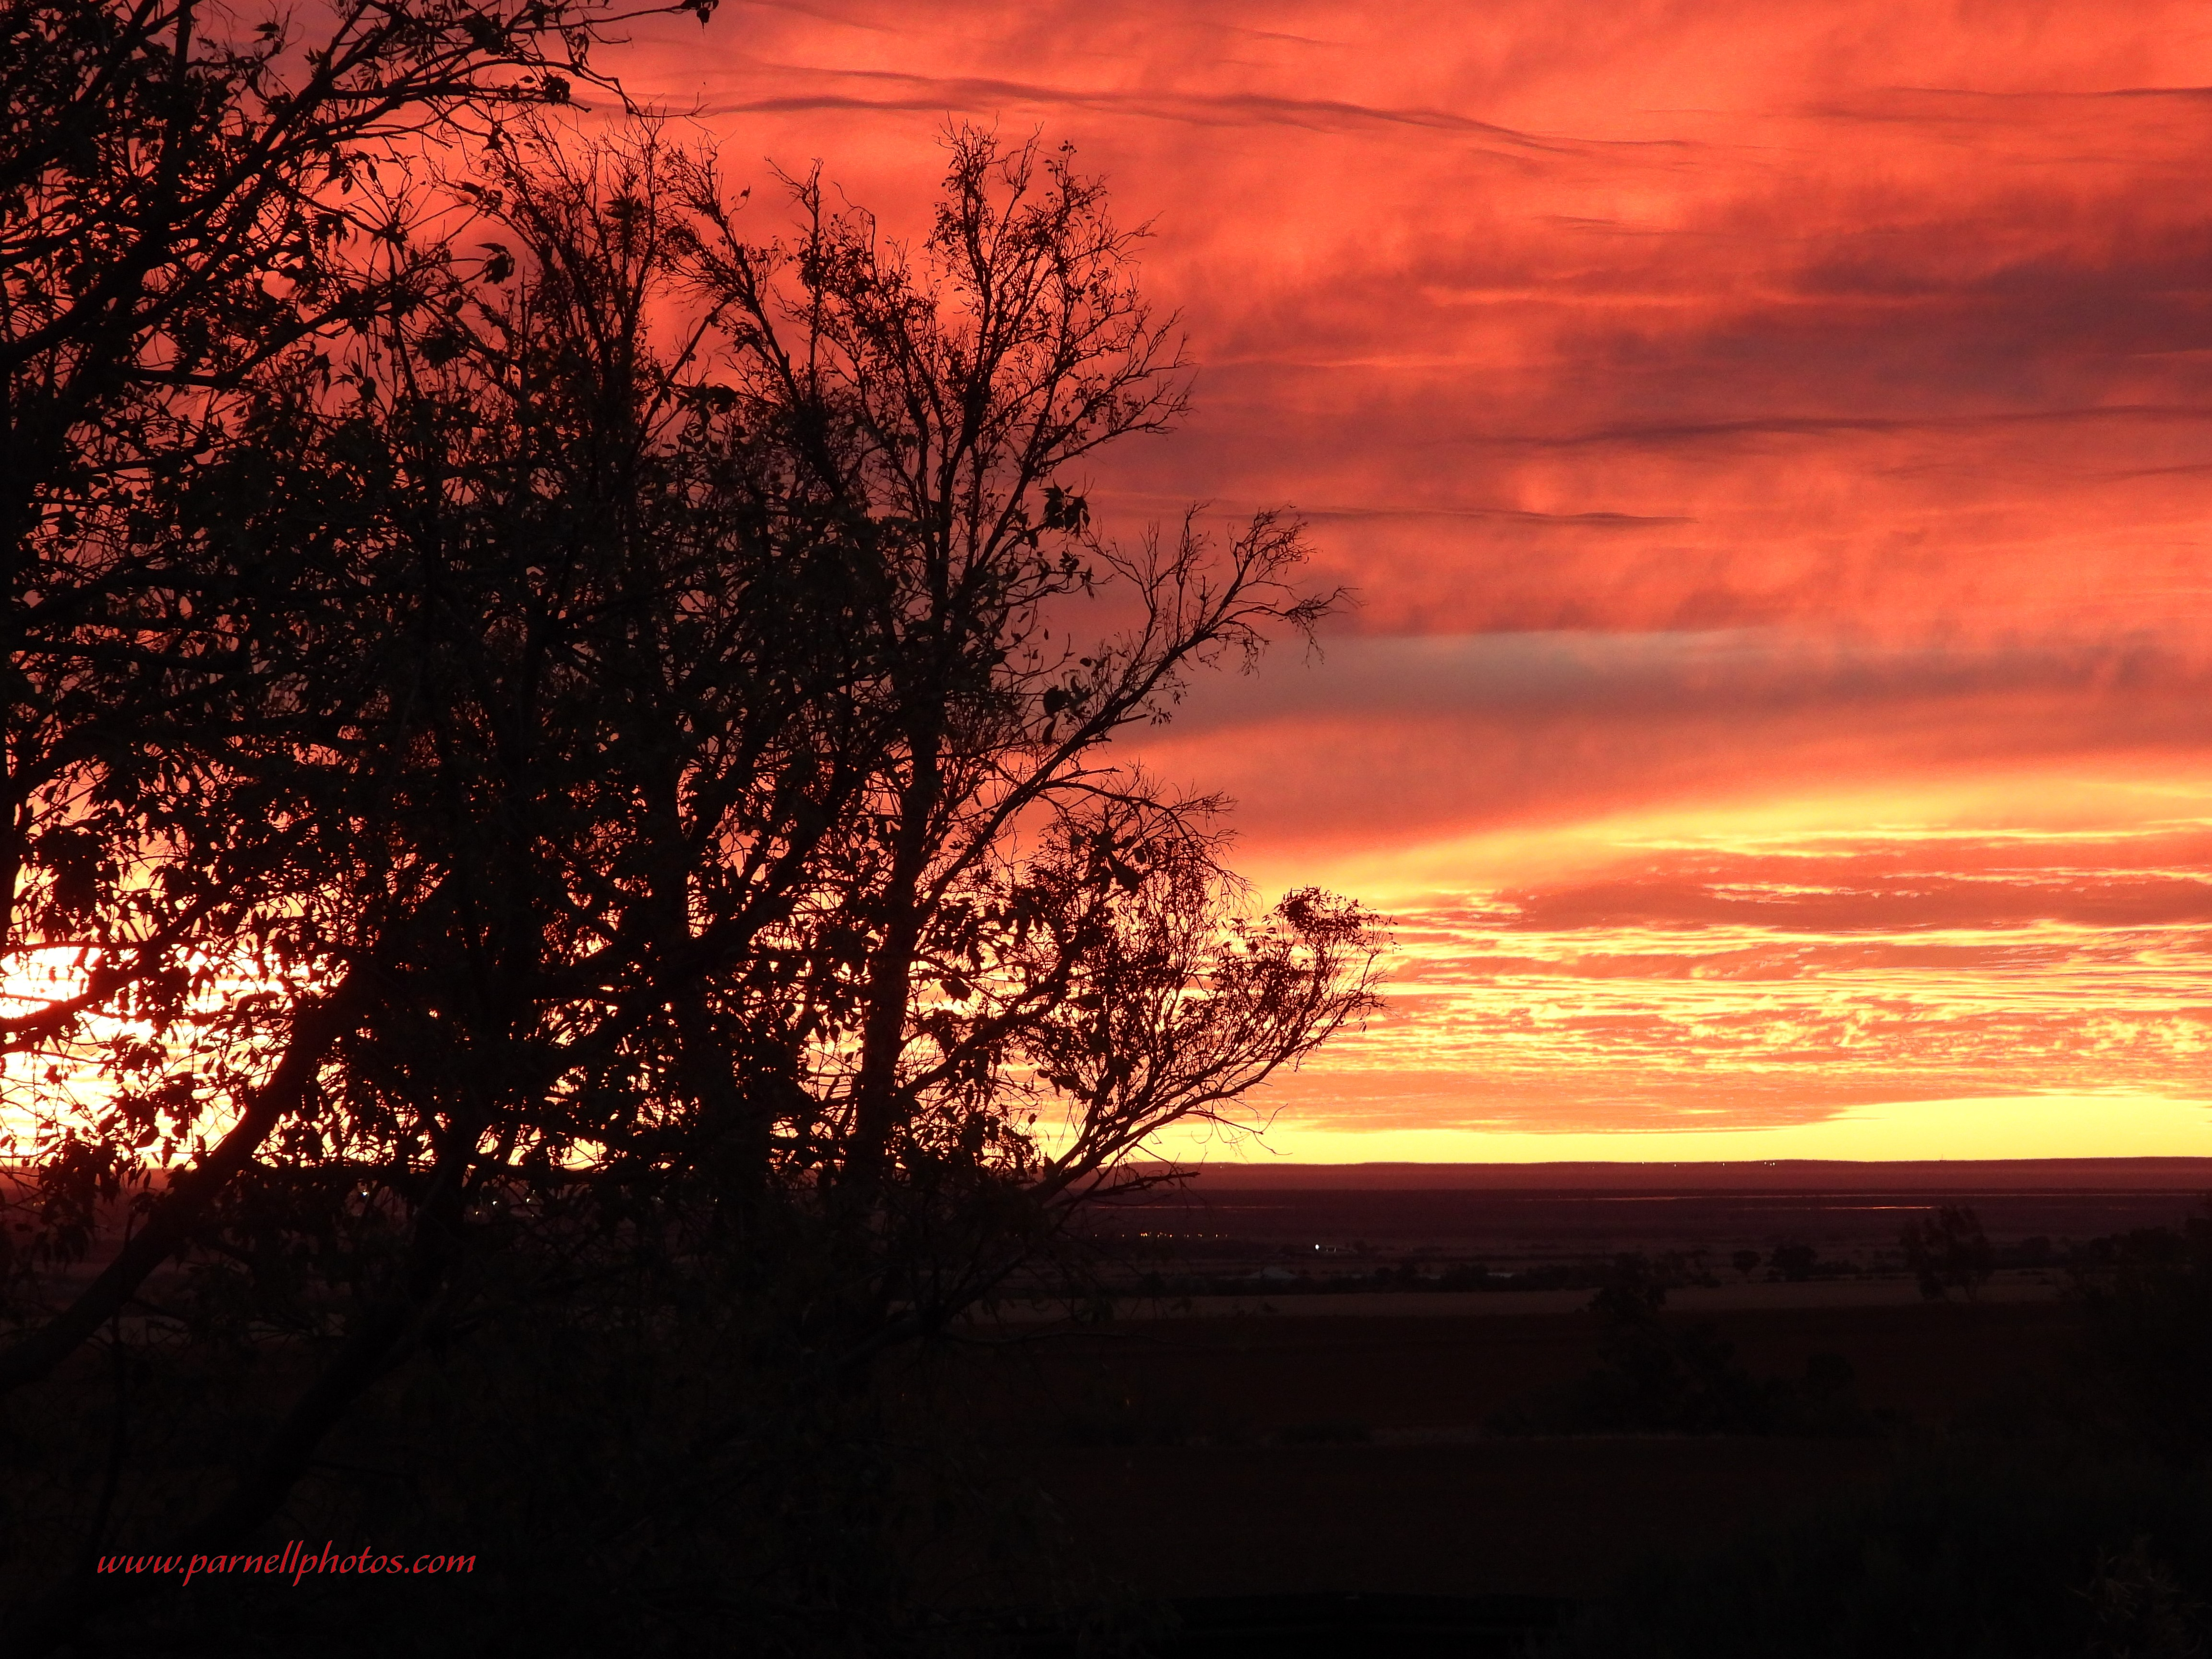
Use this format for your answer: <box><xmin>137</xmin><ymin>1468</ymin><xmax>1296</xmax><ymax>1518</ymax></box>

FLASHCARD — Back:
<box><xmin>1134</xmin><ymin>1154</ymin><xmax>2212</xmax><ymax>1191</ymax></box>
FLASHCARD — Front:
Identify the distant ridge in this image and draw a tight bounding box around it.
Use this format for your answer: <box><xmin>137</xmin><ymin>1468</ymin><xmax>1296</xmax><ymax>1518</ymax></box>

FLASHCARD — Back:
<box><xmin>1155</xmin><ymin>1157</ymin><xmax>2212</xmax><ymax>1191</ymax></box>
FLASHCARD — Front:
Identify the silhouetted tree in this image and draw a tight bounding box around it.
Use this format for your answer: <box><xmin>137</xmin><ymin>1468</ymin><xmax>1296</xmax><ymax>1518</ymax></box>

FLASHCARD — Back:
<box><xmin>680</xmin><ymin>126</ymin><xmax>1375</xmax><ymax>1216</ymax></box>
<box><xmin>0</xmin><ymin>118</ymin><xmax>1382</xmax><ymax>1651</ymax></box>
<box><xmin>0</xmin><ymin>0</ymin><xmax>709</xmax><ymax>1387</ymax></box>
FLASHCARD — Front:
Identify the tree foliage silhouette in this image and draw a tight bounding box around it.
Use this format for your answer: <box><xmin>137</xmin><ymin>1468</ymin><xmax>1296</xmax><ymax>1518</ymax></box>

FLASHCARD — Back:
<box><xmin>0</xmin><ymin>0</ymin><xmax>707</xmax><ymax>1382</ymax></box>
<box><xmin>0</xmin><ymin>91</ymin><xmax>1381</xmax><ymax>1650</ymax></box>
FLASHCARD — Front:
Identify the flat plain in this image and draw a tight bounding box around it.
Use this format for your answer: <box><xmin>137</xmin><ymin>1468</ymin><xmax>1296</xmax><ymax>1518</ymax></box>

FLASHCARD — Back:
<box><xmin>952</xmin><ymin>1162</ymin><xmax>2212</xmax><ymax>1604</ymax></box>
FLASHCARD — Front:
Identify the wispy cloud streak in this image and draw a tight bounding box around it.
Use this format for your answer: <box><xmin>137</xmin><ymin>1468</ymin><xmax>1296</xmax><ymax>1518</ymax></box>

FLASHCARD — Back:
<box><xmin>1279</xmin><ymin>826</ymin><xmax>2212</xmax><ymax>1132</ymax></box>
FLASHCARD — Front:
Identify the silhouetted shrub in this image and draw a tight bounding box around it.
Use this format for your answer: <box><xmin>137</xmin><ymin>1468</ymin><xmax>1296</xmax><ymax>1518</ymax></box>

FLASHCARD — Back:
<box><xmin>1899</xmin><ymin>1206</ymin><xmax>1995</xmax><ymax>1301</ymax></box>
<box><xmin>1490</xmin><ymin>1256</ymin><xmax>1889</xmax><ymax>1438</ymax></box>
<box><xmin>1769</xmin><ymin>1243</ymin><xmax>1820</xmax><ymax>1283</ymax></box>
<box><xmin>2069</xmin><ymin>1205</ymin><xmax>2212</xmax><ymax>1457</ymax></box>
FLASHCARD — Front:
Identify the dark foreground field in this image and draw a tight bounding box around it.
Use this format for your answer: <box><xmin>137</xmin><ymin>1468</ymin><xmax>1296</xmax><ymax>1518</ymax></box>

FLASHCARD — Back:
<box><xmin>938</xmin><ymin>1163</ymin><xmax>2212</xmax><ymax>1655</ymax></box>
<box><xmin>13</xmin><ymin>1162</ymin><xmax>2211</xmax><ymax>1656</ymax></box>
<box><xmin>995</xmin><ymin>1298</ymin><xmax>2066</xmax><ymax>1595</ymax></box>
<box><xmin>942</xmin><ymin>1294</ymin><xmax>2074</xmax><ymax>1652</ymax></box>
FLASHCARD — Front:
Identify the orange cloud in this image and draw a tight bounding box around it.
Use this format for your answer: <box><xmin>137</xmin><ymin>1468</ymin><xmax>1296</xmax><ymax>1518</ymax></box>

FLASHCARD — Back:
<box><xmin>599</xmin><ymin>2</ymin><xmax>2212</xmax><ymax>1153</ymax></box>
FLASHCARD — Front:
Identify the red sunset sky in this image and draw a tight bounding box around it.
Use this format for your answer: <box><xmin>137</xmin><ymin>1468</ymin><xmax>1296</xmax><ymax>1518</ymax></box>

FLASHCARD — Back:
<box><xmin>606</xmin><ymin>0</ymin><xmax>2212</xmax><ymax>1161</ymax></box>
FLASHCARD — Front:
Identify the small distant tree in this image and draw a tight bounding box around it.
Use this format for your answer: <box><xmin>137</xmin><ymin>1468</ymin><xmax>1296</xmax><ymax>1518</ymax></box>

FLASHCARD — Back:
<box><xmin>1900</xmin><ymin>1205</ymin><xmax>1994</xmax><ymax>1302</ymax></box>
<box><xmin>1732</xmin><ymin>1248</ymin><xmax>1763</xmax><ymax>1280</ymax></box>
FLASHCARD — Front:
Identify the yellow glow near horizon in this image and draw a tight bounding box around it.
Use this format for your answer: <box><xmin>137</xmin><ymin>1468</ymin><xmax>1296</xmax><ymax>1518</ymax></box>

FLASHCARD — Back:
<box><xmin>1186</xmin><ymin>790</ymin><xmax>2212</xmax><ymax>1158</ymax></box>
<box><xmin>1147</xmin><ymin>1091</ymin><xmax>2212</xmax><ymax>1167</ymax></box>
